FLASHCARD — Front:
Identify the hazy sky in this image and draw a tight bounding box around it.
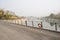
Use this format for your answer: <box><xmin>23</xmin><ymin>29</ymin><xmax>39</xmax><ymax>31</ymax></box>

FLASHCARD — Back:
<box><xmin>0</xmin><ymin>0</ymin><xmax>60</xmax><ymax>17</ymax></box>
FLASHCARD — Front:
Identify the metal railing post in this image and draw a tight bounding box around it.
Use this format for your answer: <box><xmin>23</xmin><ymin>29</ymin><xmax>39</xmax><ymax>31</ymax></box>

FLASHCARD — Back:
<box><xmin>41</xmin><ymin>21</ymin><xmax>43</xmax><ymax>28</ymax></box>
<box><xmin>25</xmin><ymin>21</ymin><xmax>27</xmax><ymax>27</ymax></box>
<box><xmin>55</xmin><ymin>23</ymin><xmax>57</xmax><ymax>31</ymax></box>
<box><xmin>32</xmin><ymin>21</ymin><xmax>34</xmax><ymax>27</ymax></box>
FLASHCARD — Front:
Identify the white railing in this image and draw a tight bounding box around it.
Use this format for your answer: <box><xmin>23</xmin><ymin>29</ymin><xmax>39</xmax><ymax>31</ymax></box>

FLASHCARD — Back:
<box><xmin>3</xmin><ymin>20</ymin><xmax>60</xmax><ymax>32</ymax></box>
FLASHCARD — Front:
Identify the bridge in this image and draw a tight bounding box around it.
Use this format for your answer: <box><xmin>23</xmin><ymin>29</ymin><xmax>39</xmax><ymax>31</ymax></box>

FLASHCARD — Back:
<box><xmin>0</xmin><ymin>20</ymin><xmax>60</xmax><ymax>40</ymax></box>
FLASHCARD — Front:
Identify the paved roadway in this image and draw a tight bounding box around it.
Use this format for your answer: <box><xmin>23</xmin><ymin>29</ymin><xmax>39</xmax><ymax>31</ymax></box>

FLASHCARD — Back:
<box><xmin>0</xmin><ymin>20</ymin><xmax>60</xmax><ymax>40</ymax></box>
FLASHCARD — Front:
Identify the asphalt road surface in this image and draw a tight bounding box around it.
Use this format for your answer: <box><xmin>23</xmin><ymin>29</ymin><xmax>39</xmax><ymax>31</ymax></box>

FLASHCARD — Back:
<box><xmin>0</xmin><ymin>20</ymin><xmax>60</xmax><ymax>40</ymax></box>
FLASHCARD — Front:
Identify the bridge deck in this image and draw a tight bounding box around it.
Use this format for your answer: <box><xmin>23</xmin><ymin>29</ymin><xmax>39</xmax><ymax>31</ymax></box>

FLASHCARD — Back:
<box><xmin>0</xmin><ymin>20</ymin><xmax>60</xmax><ymax>40</ymax></box>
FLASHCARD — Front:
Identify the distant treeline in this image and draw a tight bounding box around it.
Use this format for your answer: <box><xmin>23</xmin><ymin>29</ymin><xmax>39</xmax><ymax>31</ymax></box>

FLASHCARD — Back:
<box><xmin>46</xmin><ymin>13</ymin><xmax>60</xmax><ymax>19</ymax></box>
<box><xmin>0</xmin><ymin>9</ymin><xmax>18</xmax><ymax>20</ymax></box>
